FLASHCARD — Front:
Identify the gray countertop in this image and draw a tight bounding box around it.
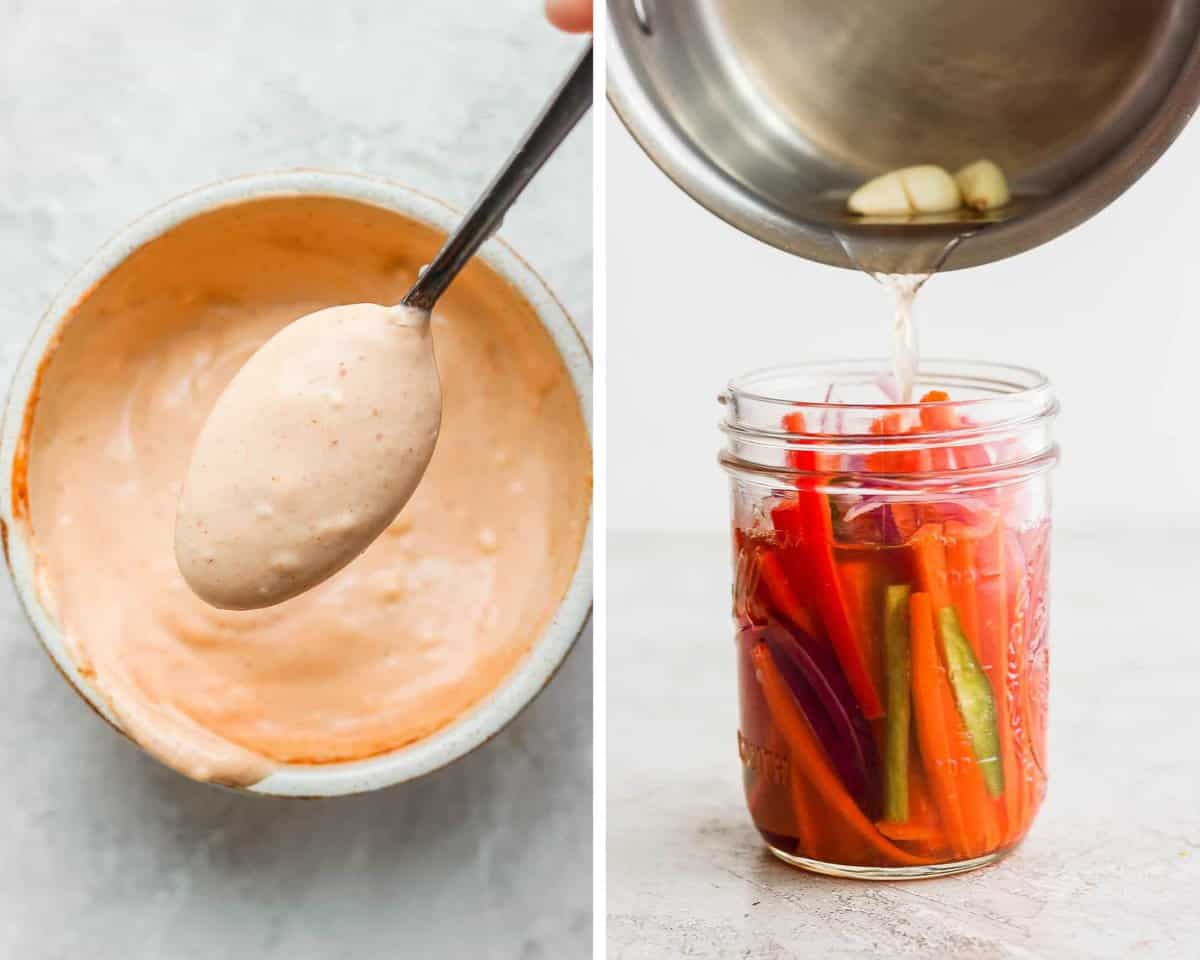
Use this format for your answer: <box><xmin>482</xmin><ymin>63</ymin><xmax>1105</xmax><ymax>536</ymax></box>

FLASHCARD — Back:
<box><xmin>0</xmin><ymin>2</ymin><xmax>592</xmax><ymax>957</ymax></box>
<box><xmin>609</xmin><ymin>527</ymin><xmax>1200</xmax><ymax>959</ymax></box>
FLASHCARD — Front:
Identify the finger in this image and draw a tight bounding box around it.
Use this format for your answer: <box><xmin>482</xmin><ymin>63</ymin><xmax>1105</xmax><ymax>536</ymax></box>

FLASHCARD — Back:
<box><xmin>545</xmin><ymin>0</ymin><xmax>593</xmax><ymax>33</ymax></box>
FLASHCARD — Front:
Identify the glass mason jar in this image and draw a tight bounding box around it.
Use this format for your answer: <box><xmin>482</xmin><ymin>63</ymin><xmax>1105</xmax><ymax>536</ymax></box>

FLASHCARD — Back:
<box><xmin>719</xmin><ymin>360</ymin><xmax>1058</xmax><ymax>879</ymax></box>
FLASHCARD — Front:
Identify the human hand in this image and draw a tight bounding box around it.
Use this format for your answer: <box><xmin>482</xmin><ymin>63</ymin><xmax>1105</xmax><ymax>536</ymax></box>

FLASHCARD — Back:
<box><xmin>545</xmin><ymin>0</ymin><xmax>592</xmax><ymax>33</ymax></box>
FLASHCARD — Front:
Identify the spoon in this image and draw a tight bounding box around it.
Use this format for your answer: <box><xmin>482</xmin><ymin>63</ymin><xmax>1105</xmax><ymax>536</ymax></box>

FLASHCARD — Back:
<box><xmin>175</xmin><ymin>43</ymin><xmax>593</xmax><ymax>611</ymax></box>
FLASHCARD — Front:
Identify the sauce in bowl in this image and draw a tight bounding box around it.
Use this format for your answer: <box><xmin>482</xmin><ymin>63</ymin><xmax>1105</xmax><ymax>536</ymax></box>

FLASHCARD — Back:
<box><xmin>18</xmin><ymin>195</ymin><xmax>591</xmax><ymax>785</ymax></box>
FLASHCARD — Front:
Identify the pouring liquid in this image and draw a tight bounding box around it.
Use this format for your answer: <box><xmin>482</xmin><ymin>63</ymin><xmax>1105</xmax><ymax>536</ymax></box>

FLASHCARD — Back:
<box><xmin>834</xmin><ymin>230</ymin><xmax>967</xmax><ymax>403</ymax></box>
<box><xmin>876</xmin><ymin>273</ymin><xmax>925</xmax><ymax>403</ymax></box>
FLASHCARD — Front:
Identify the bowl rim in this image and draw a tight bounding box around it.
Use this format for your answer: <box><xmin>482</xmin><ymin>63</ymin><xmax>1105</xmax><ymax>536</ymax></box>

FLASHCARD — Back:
<box><xmin>0</xmin><ymin>169</ymin><xmax>593</xmax><ymax>797</ymax></box>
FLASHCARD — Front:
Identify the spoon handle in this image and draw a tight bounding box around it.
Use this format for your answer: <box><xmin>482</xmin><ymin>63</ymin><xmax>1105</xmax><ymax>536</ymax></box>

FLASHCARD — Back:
<box><xmin>403</xmin><ymin>42</ymin><xmax>593</xmax><ymax>312</ymax></box>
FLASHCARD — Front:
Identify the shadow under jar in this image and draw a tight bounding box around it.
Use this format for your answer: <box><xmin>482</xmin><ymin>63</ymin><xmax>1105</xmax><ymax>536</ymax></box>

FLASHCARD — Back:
<box><xmin>719</xmin><ymin>361</ymin><xmax>1059</xmax><ymax>879</ymax></box>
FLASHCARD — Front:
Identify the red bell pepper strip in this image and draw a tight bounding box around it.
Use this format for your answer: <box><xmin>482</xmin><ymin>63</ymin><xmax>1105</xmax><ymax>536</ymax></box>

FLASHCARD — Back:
<box><xmin>782</xmin><ymin>411</ymin><xmax>817</xmax><ymax>473</ymax></box>
<box><xmin>773</xmin><ymin>497</ymin><xmax>885</xmax><ymax>718</ymax></box>
<box><xmin>757</xmin><ymin>550</ymin><xmax>820</xmax><ymax>640</ymax></box>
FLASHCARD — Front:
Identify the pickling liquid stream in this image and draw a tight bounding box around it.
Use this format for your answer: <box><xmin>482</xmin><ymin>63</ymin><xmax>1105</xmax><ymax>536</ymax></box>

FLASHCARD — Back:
<box><xmin>876</xmin><ymin>273</ymin><xmax>926</xmax><ymax>403</ymax></box>
<box><xmin>834</xmin><ymin>230</ymin><xmax>968</xmax><ymax>403</ymax></box>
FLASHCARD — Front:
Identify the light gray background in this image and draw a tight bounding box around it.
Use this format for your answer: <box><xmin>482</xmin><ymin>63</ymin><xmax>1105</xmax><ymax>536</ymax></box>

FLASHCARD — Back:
<box><xmin>607</xmin><ymin>92</ymin><xmax>1200</xmax><ymax>956</ymax></box>
<box><xmin>0</xmin><ymin>3</ymin><xmax>592</xmax><ymax>958</ymax></box>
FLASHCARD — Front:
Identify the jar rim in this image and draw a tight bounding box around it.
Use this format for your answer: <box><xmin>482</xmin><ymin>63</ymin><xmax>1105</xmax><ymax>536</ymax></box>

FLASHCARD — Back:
<box><xmin>719</xmin><ymin>359</ymin><xmax>1058</xmax><ymax>489</ymax></box>
<box><xmin>724</xmin><ymin>358</ymin><xmax>1052</xmax><ymax>432</ymax></box>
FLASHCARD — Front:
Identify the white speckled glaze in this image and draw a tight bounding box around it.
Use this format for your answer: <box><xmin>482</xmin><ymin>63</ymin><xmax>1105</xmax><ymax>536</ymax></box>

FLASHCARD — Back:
<box><xmin>0</xmin><ymin>170</ymin><xmax>593</xmax><ymax>797</ymax></box>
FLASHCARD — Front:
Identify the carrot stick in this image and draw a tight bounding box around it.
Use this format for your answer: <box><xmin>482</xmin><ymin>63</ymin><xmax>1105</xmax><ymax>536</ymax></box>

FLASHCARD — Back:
<box><xmin>875</xmin><ymin>820</ymin><xmax>941</xmax><ymax>844</ymax></box>
<box><xmin>788</xmin><ymin>763</ymin><xmax>823</xmax><ymax>857</ymax></box>
<box><xmin>822</xmin><ymin>816</ymin><xmax>876</xmax><ymax>866</ymax></box>
<box><xmin>914</xmin><ymin>533</ymin><xmax>1005</xmax><ymax>854</ymax></box>
<box><xmin>908</xmin><ymin>761</ymin><xmax>939</xmax><ymax>826</ymax></box>
<box><xmin>838</xmin><ymin>558</ymin><xmax>883</xmax><ymax>701</ymax></box>
<box><xmin>1015</xmin><ymin>525</ymin><xmax>1050</xmax><ymax>840</ymax></box>
<box><xmin>909</xmin><ymin>592</ymin><xmax>970</xmax><ymax>858</ymax></box>
<box><xmin>1017</xmin><ymin>688</ymin><xmax>1042</xmax><ymax>838</ymax></box>
<box><xmin>912</xmin><ymin>524</ymin><xmax>953</xmax><ymax>612</ymax></box>
<box><xmin>889</xmin><ymin>502</ymin><xmax>923</xmax><ymax>542</ymax></box>
<box><xmin>947</xmin><ymin>718</ymin><xmax>1002</xmax><ymax>857</ymax></box>
<box><xmin>903</xmin><ymin>762</ymin><xmax>949</xmax><ymax>857</ymax></box>
<box><xmin>919</xmin><ymin>392</ymin><xmax>996</xmax><ymax>469</ymax></box>
<box><xmin>866</xmin><ymin>413</ymin><xmax>905</xmax><ymax>472</ymax></box>
<box><xmin>773</xmin><ymin>498</ymin><xmax>884</xmax><ymax>718</ymax></box>
<box><xmin>919</xmin><ymin>390</ymin><xmax>957</xmax><ymax>472</ymax></box>
<box><xmin>918</xmin><ymin>390</ymin><xmax>953</xmax><ymax>426</ymax></box>
<box><xmin>792</xmin><ymin>781</ymin><xmax>870</xmax><ymax>866</ymax></box>
<box><xmin>747</xmin><ymin>728</ymin><xmax>795</xmax><ymax>840</ymax></box>
<box><xmin>867</xmin><ymin>412</ymin><xmax>933</xmax><ymax>475</ymax></box>
<box><xmin>758</xmin><ymin>550</ymin><xmax>820</xmax><ymax>639</ymax></box>
<box><xmin>750</xmin><ymin>643</ymin><xmax>931</xmax><ymax>866</ymax></box>
<box><xmin>976</xmin><ymin>522</ymin><xmax>1018</xmax><ymax>842</ymax></box>
<box><xmin>1004</xmin><ymin>530</ymin><xmax>1030</xmax><ymax>841</ymax></box>
<box><xmin>936</xmin><ymin>634</ymin><xmax>1004</xmax><ymax>857</ymax></box>
<box><xmin>946</xmin><ymin>521</ymin><xmax>981</xmax><ymax>651</ymax></box>
<box><xmin>745</xmin><ymin>728</ymin><xmax>773</xmax><ymax>819</ymax></box>
<box><xmin>953</xmin><ymin>414</ymin><xmax>995</xmax><ymax>470</ymax></box>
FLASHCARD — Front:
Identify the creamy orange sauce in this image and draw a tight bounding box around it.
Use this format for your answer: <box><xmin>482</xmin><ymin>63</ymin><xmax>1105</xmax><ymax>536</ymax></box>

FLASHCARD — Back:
<box><xmin>176</xmin><ymin>302</ymin><xmax>442</xmax><ymax>610</ymax></box>
<box><xmin>23</xmin><ymin>196</ymin><xmax>591</xmax><ymax>785</ymax></box>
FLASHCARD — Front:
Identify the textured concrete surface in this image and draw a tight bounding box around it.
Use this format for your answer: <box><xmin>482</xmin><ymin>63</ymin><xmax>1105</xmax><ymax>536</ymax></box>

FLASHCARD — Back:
<box><xmin>0</xmin><ymin>2</ymin><xmax>591</xmax><ymax>958</ymax></box>
<box><xmin>609</xmin><ymin>528</ymin><xmax>1200</xmax><ymax>959</ymax></box>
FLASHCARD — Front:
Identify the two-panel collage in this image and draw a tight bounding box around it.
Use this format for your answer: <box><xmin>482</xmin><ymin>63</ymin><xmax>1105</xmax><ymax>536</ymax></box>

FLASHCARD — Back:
<box><xmin>2</xmin><ymin>2</ymin><xmax>1198</xmax><ymax>957</ymax></box>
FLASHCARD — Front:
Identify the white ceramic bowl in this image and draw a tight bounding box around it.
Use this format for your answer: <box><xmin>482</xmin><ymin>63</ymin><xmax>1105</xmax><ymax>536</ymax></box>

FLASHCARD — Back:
<box><xmin>0</xmin><ymin>171</ymin><xmax>593</xmax><ymax>796</ymax></box>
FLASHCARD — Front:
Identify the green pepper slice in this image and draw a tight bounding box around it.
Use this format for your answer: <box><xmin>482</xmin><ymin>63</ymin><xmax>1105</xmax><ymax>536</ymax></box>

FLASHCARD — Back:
<box><xmin>938</xmin><ymin>606</ymin><xmax>1004</xmax><ymax>798</ymax></box>
<box><xmin>883</xmin><ymin>584</ymin><xmax>913</xmax><ymax>822</ymax></box>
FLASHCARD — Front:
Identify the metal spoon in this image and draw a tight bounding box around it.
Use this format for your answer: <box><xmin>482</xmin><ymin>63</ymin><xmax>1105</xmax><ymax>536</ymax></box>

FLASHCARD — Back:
<box><xmin>176</xmin><ymin>42</ymin><xmax>593</xmax><ymax>610</ymax></box>
<box><xmin>405</xmin><ymin>41</ymin><xmax>592</xmax><ymax>311</ymax></box>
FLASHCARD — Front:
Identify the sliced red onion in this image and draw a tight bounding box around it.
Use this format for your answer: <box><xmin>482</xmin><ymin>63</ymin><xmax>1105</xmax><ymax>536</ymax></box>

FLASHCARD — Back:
<box><xmin>842</xmin><ymin>499</ymin><xmax>888</xmax><ymax>524</ymax></box>
<box><xmin>819</xmin><ymin>383</ymin><xmax>839</xmax><ymax>435</ymax></box>
<box><xmin>879</xmin><ymin>503</ymin><xmax>903</xmax><ymax>546</ymax></box>
<box><xmin>844</xmin><ymin>494</ymin><xmax>993</xmax><ymax>525</ymax></box>
<box><xmin>742</xmin><ymin>619</ymin><xmax>880</xmax><ymax>816</ymax></box>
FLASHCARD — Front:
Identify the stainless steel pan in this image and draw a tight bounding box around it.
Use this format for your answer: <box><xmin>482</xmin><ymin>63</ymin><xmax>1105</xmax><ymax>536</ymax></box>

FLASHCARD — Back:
<box><xmin>608</xmin><ymin>0</ymin><xmax>1200</xmax><ymax>271</ymax></box>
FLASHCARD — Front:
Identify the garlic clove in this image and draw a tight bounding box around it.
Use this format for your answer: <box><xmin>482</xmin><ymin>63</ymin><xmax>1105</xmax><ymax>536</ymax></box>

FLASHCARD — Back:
<box><xmin>847</xmin><ymin>165</ymin><xmax>962</xmax><ymax>215</ymax></box>
<box><xmin>898</xmin><ymin>165</ymin><xmax>962</xmax><ymax>213</ymax></box>
<box><xmin>955</xmin><ymin>159</ymin><xmax>1010</xmax><ymax>212</ymax></box>
<box><xmin>847</xmin><ymin>171</ymin><xmax>911</xmax><ymax>216</ymax></box>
